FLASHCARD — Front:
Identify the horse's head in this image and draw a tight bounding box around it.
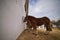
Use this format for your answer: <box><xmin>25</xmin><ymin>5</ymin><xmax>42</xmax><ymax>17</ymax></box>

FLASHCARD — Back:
<box><xmin>23</xmin><ymin>16</ymin><xmax>28</xmax><ymax>22</ymax></box>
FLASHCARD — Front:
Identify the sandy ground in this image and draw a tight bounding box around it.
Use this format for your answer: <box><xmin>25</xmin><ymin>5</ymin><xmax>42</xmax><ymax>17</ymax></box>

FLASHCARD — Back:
<box><xmin>16</xmin><ymin>28</ymin><xmax>60</xmax><ymax>40</ymax></box>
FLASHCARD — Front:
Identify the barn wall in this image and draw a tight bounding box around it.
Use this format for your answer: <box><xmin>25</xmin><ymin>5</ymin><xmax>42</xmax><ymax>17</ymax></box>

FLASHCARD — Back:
<box><xmin>0</xmin><ymin>0</ymin><xmax>25</xmax><ymax>40</ymax></box>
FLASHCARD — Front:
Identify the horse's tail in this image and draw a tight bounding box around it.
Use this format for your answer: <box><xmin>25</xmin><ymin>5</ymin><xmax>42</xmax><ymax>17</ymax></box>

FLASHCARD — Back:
<box><xmin>50</xmin><ymin>22</ymin><xmax>53</xmax><ymax>28</ymax></box>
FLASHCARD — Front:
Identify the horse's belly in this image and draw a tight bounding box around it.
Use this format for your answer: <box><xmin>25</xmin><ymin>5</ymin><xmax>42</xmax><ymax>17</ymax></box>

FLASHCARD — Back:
<box><xmin>37</xmin><ymin>23</ymin><xmax>43</xmax><ymax>26</ymax></box>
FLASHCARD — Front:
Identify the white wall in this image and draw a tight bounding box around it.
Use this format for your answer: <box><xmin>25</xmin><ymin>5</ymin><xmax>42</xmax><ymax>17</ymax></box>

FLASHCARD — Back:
<box><xmin>0</xmin><ymin>0</ymin><xmax>25</xmax><ymax>40</ymax></box>
<box><xmin>0</xmin><ymin>10</ymin><xmax>1</xmax><ymax>40</ymax></box>
<box><xmin>0</xmin><ymin>9</ymin><xmax>1</xmax><ymax>40</ymax></box>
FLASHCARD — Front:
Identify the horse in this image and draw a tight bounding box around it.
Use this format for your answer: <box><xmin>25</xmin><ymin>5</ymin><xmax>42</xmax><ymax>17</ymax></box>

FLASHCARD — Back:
<box><xmin>24</xmin><ymin>16</ymin><xmax>52</xmax><ymax>34</ymax></box>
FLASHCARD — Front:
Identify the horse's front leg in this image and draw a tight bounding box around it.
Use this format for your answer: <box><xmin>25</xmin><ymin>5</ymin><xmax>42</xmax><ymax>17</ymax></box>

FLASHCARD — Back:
<box><xmin>32</xmin><ymin>26</ymin><xmax>38</xmax><ymax>35</ymax></box>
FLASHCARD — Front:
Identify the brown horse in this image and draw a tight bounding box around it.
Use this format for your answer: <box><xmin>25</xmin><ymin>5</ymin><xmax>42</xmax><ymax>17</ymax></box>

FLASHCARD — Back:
<box><xmin>24</xmin><ymin>16</ymin><xmax>52</xmax><ymax>34</ymax></box>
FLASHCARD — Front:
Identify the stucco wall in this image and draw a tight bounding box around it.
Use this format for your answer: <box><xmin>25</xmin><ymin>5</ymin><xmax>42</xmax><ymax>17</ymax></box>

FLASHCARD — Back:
<box><xmin>0</xmin><ymin>0</ymin><xmax>25</xmax><ymax>40</ymax></box>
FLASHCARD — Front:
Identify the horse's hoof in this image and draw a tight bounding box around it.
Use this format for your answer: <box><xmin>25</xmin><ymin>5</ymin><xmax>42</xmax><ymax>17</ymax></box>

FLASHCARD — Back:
<box><xmin>44</xmin><ymin>31</ymin><xmax>50</xmax><ymax>35</ymax></box>
<box><xmin>44</xmin><ymin>33</ymin><xmax>49</xmax><ymax>35</ymax></box>
<box><xmin>32</xmin><ymin>33</ymin><xmax>37</xmax><ymax>35</ymax></box>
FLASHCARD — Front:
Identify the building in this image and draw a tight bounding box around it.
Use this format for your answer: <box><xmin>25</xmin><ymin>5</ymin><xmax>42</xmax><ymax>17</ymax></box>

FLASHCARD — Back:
<box><xmin>0</xmin><ymin>0</ymin><xmax>26</xmax><ymax>40</ymax></box>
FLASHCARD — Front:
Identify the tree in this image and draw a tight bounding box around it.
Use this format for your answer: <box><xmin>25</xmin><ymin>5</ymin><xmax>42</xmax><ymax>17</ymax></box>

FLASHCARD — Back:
<box><xmin>56</xmin><ymin>20</ymin><xmax>60</xmax><ymax>27</ymax></box>
<box><xmin>51</xmin><ymin>20</ymin><xmax>60</xmax><ymax>27</ymax></box>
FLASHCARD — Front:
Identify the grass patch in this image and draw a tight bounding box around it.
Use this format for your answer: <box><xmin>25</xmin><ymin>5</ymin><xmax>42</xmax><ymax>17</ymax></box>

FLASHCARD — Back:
<box><xmin>17</xmin><ymin>28</ymin><xmax>60</xmax><ymax>40</ymax></box>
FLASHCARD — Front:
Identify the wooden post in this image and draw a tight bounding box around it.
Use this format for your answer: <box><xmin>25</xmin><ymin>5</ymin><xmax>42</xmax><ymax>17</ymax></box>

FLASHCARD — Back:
<box><xmin>24</xmin><ymin>0</ymin><xmax>29</xmax><ymax>16</ymax></box>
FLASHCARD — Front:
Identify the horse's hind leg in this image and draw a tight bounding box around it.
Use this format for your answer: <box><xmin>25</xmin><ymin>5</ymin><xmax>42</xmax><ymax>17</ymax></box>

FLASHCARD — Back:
<box><xmin>44</xmin><ymin>24</ymin><xmax>52</xmax><ymax>34</ymax></box>
<box><xmin>45</xmin><ymin>23</ymin><xmax>52</xmax><ymax>30</ymax></box>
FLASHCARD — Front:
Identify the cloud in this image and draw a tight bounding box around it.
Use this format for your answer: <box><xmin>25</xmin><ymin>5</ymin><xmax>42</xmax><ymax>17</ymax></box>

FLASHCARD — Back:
<box><xmin>28</xmin><ymin>0</ymin><xmax>60</xmax><ymax>21</ymax></box>
<box><xmin>29</xmin><ymin>0</ymin><xmax>43</xmax><ymax>15</ymax></box>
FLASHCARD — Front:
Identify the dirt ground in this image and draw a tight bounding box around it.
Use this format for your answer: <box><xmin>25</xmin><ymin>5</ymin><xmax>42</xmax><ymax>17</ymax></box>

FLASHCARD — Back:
<box><xmin>16</xmin><ymin>28</ymin><xmax>60</xmax><ymax>40</ymax></box>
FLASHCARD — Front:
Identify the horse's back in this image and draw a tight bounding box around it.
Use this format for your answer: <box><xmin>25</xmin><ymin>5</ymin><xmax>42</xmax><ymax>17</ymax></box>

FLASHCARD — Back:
<box><xmin>27</xmin><ymin>16</ymin><xmax>50</xmax><ymax>24</ymax></box>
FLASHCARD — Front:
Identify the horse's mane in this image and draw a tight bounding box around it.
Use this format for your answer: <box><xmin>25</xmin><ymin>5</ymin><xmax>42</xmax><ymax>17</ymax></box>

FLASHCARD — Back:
<box><xmin>27</xmin><ymin>15</ymin><xmax>36</xmax><ymax>18</ymax></box>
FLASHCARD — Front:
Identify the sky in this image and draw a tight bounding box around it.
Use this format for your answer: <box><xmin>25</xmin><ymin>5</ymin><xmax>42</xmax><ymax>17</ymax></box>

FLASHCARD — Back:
<box><xmin>28</xmin><ymin>0</ymin><xmax>60</xmax><ymax>21</ymax></box>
